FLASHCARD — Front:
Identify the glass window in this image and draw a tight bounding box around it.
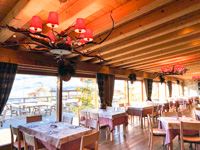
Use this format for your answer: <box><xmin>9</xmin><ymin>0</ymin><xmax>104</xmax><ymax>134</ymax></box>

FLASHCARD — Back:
<box><xmin>159</xmin><ymin>83</ymin><xmax>165</xmax><ymax>100</ymax></box>
<box><xmin>129</xmin><ymin>81</ymin><xmax>142</xmax><ymax>105</ymax></box>
<box><xmin>113</xmin><ymin>80</ymin><xmax>127</xmax><ymax>107</ymax></box>
<box><xmin>152</xmin><ymin>82</ymin><xmax>159</xmax><ymax>100</ymax></box>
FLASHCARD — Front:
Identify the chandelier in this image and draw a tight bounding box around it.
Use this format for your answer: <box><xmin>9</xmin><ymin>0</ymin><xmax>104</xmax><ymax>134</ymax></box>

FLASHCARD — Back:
<box><xmin>154</xmin><ymin>64</ymin><xmax>188</xmax><ymax>77</ymax></box>
<box><xmin>0</xmin><ymin>11</ymin><xmax>114</xmax><ymax>62</ymax></box>
<box><xmin>192</xmin><ymin>76</ymin><xmax>200</xmax><ymax>81</ymax></box>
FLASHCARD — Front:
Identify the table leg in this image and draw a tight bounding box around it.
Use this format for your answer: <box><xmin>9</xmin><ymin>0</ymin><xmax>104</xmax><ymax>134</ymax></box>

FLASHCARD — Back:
<box><xmin>110</xmin><ymin>131</ymin><xmax>114</xmax><ymax>141</ymax></box>
<box><xmin>123</xmin><ymin>124</ymin><xmax>126</xmax><ymax>136</ymax></box>
<box><xmin>169</xmin><ymin>142</ymin><xmax>173</xmax><ymax>150</ymax></box>
<box><xmin>140</xmin><ymin>117</ymin><xmax>143</xmax><ymax>128</ymax></box>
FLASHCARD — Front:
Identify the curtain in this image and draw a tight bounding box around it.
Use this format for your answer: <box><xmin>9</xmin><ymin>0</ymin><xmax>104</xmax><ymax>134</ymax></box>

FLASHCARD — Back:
<box><xmin>144</xmin><ymin>78</ymin><xmax>153</xmax><ymax>101</ymax></box>
<box><xmin>181</xmin><ymin>82</ymin><xmax>184</xmax><ymax>96</ymax></box>
<box><xmin>167</xmin><ymin>81</ymin><xmax>172</xmax><ymax>97</ymax></box>
<box><xmin>96</xmin><ymin>73</ymin><xmax>115</xmax><ymax>108</ymax></box>
<box><xmin>96</xmin><ymin>73</ymin><xmax>105</xmax><ymax>109</ymax></box>
<box><xmin>0</xmin><ymin>62</ymin><xmax>18</xmax><ymax>115</ymax></box>
<box><xmin>105</xmin><ymin>75</ymin><xmax>115</xmax><ymax>106</ymax></box>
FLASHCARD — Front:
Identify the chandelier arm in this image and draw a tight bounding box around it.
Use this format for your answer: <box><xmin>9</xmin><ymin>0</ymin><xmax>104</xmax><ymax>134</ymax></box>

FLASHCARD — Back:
<box><xmin>59</xmin><ymin>21</ymin><xmax>76</xmax><ymax>37</ymax></box>
<box><xmin>72</xmin><ymin>49</ymin><xmax>106</xmax><ymax>62</ymax></box>
<box><xmin>90</xmin><ymin>11</ymin><xmax>114</xmax><ymax>45</ymax></box>
<box><xmin>6</xmin><ymin>25</ymin><xmax>54</xmax><ymax>48</ymax></box>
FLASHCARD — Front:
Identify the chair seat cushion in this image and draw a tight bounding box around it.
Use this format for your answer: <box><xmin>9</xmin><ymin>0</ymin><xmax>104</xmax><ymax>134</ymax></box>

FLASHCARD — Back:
<box><xmin>13</xmin><ymin>140</ymin><xmax>25</xmax><ymax>148</ymax></box>
<box><xmin>153</xmin><ymin>128</ymin><xmax>166</xmax><ymax>136</ymax></box>
<box><xmin>183</xmin><ymin>136</ymin><xmax>200</xmax><ymax>143</ymax></box>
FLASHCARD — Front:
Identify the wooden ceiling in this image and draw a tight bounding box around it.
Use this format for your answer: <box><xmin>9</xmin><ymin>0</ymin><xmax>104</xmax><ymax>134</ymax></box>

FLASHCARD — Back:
<box><xmin>0</xmin><ymin>0</ymin><xmax>200</xmax><ymax>80</ymax></box>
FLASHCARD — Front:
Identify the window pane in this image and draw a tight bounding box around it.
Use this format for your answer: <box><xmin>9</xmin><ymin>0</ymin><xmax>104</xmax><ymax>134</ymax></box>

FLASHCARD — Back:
<box><xmin>113</xmin><ymin>80</ymin><xmax>127</xmax><ymax>107</ymax></box>
<box><xmin>159</xmin><ymin>83</ymin><xmax>165</xmax><ymax>100</ymax></box>
<box><xmin>152</xmin><ymin>82</ymin><xmax>159</xmax><ymax>100</ymax></box>
<box><xmin>129</xmin><ymin>81</ymin><xmax>142</xmax><ymax>104</ymax></box>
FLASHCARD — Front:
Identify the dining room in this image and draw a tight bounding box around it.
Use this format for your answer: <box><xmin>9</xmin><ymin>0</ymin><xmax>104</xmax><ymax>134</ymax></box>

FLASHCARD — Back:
<box><xmin>1</xmin><ymin>0</ymin><xmax>200</xmax><ymax>150</ymax></box>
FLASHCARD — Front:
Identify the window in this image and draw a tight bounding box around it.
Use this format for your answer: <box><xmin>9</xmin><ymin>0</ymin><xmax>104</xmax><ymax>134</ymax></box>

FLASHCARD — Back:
<box><xmin>129</xmin><ymin>81</ymin><xmax>142</xmax><ymax>104</ymax></box>
<box><xmin>113</xmin><ymin>80</ymin><xmax>127</xmax><ymax>107</ymax></box>
<box><xmin>159</xmin><ymin>83</ymin><xmax>166</xmax><ymax>100</ymax></box>
<box><xmin>152</xmin><ymin>82</ymin><xmax>159</xmax><ymax>100</ymax></box>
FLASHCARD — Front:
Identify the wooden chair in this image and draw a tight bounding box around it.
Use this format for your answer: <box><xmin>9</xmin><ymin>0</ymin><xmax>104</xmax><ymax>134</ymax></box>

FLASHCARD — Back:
<box><xmin>63</xmin><ymin>115</ymin><xmax>73</xmax><ymax>124</ymax></box>
<box><xmin>89</xmin><ymin>112</ymin><xmax>109</xmax><ymax>139</ymax></box>
<box><xmin>147</xmin><ymin>115</ymin><xmax>166</xmax><ymax>150</ymax></box>
<box><xmin>162</xmin><ymin>112</ymin><xmax>182</xmax><ymax>117</ymax></box>
<box><xmin>80</xmin><ymin>131</ymin><xmax>100</xmax><ymax>150</ymax></box>
<box><xmin>119</xmin><ymin>103</ymin><xmax>125</xmax><ymax>107</ymax></box>
<box><xmin>106</xmin><ymin>106</ymin><xmax>115</xmax><ymax>112</ymax></box>
<box><xmin>180</xmin><ymin>121</ymin><xmax>200</xmax><ymax>150</ymax></box>
<box><xmin>10</xmin><ymin>125</ymin><xmax>25</xmax><ymax>150</ymax></box>
<box><xmin>79</xmin><ymin>111</ymin><xmax>87</xmax><ymax>126</ymax></box>
<box><xmin>194</xmin><ymin>109</ymin><xmax>200</xmax><ymax>120</ymax></box>
<box><xmin>0</xmin><ymin>109</ymin><xmax>7</xmax><ymax>127</ymax></box>
<box><xmin>10</xmin><ymin>104</ymin><xmax>18</xmax><ymax>117</ymax></box>
<box><xmin>175</xmin><ymin>101</ymin><xmax>180</xmax><ymax>112</ymax></box>
<box><xmin>26</xmin><ymin>115</ymin><xmax>42</xmax><ymax>123</ymax></box>
<box><xmin>125</xmin><ymin>103</ymin><xmax>130</xmax><ymax>107</ymax></box>
<box><xmin>23</xmin><ymin>132</ymin><xmax>47</xmax><ymax>150</ymax></box>
<box><xmin>85</xmin><ymin>119</ymin><xmax>99</xmax><ymax>131</ymax></box>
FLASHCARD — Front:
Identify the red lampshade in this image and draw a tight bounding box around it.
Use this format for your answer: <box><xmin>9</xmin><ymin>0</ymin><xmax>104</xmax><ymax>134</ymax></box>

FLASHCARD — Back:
<box><xmin>47</xmin><ymin>11</ymin><xmax>59</xmax><ymax>28</ymax></box>
<box><xmin>30</xmin><ymin>16</ymin><xmax>42</xmax><ymax>32</ymax></box>
<box><xmin>75</xmin><ymin>18</ymin><xmax>86</xmax><ymax>33</ymax></box>
<box><xmin>161</xmin><ymin>66</ymin><xmax>165</xmax><ymax>72</ymax></box>
<box><xmin>84</xmin><ymin>28</ymin><xmax>93</xmax><ymax>42</ymax></box>
<box><xmin>78</xmin><ymin>34</ymin><xmax>87</xmax><ymax>45</ymax></box>
<box><xmin>179</xmin><ymin>64</ymin><xmax>184</xmax><ymax>70</ymax></box>
<box><xmin>47</xmin><ymin>32</ymin><xmax>55</xmax><ymax>43</ymax></box>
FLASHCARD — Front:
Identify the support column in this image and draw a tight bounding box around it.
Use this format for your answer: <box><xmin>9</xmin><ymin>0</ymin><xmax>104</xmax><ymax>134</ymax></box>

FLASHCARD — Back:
<box><xmin>56</xmin><ymin>76</ymin><xmax>62</xmax><ymax>122</ymax></box>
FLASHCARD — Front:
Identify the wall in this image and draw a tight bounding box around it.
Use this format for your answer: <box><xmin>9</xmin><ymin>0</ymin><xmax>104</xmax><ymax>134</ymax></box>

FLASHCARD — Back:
<box><xmin>184</xmin><ymin>79</ymin><xmax>200</xmax><ymax>97</ymax></box>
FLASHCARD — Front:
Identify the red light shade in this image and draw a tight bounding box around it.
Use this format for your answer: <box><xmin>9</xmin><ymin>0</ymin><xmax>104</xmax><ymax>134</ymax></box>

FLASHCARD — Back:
<box><xmin>84</xmin><ymin>28</ymin><xmax>93</xmax><ymax>42</ymax></box>
<box><xmin>65</xmin><ymin>36</ymin><xmax>71</xmax><ymax>45</ymax></box>
<box><xmin>179</xmin><ymin>64</ymin><xmax>184</xmax><ymax>70</ymax></box>
<box><xmin>78</xmin><ymin>34</ymin><xmax>87</xmax><ymax>45</ymax></box>
<box><xmin>161</xmin><ymin>66</ymin><xmax>165</xmax><ymax>72</ymax></box>
<box><xmin>75</xmin><ymin>18</ymin><xmax>86</xmax><ymax>33</ymax></box>
<box><xmin>47</xmin><ymin>32</ymin><xmax>55</xmax><ymax>43</ymax></box>
<box><xmin>30</xmin><ymin>16</ymin><xmax>42</xmax><ymax>32</ymax></box>
<box><xmin>47</xmin><ymin>11</ymin><xmax>59</xmax><ymax>28</ymax></box>
<box><xmin>174</xmin><ymin>64</ymin><xmax>179</xmax><ymax>71</ymax></box>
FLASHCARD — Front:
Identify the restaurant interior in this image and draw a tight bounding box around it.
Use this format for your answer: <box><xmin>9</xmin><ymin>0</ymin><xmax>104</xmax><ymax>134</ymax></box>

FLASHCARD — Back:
<box><xmin>1</xmin><ymin>0</ymin><xmax>200</xmax><ymax>150</ymax></box>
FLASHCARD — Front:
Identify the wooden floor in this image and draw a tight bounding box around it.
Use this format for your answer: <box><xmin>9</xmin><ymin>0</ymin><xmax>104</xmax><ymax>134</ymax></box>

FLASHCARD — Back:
<box><xmin>99</xmin><ymin>117</ymin><xmax>196</xmax><ymax>150</ymax></box>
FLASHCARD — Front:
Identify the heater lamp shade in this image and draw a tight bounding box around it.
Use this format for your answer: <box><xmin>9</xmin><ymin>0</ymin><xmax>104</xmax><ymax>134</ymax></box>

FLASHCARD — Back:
<box><xmin>161</xmin><ymin>66</ymin><xmax>165</xmax><ymax>72</ymax></box>
<box><xmin>65</xmin><ymin>36</ymin><xmax>72</xmax><ymax>45</ymax></box>
<box><xmin>78</xmin><ymin>34</ymin><xmax>87</xmax><ymax>45</ymax></box>
<box><xmin>84</xmin><ymin>28</ymin><xmax>93</xmax><ymax>42</ymax></box>
<box><xmin>75</xmin><ymin>18</ymin><xmax>86</xmax><ymax>33</ymax></box>
<box><xmin>47</xmin><ymin>11</ymin><xmax>59</xmax><ymax>28</ymax></box>
<box><xmin>30</xmin><ymin>16</ymin><xmax>42</xmax><ymax>32</ymax></box>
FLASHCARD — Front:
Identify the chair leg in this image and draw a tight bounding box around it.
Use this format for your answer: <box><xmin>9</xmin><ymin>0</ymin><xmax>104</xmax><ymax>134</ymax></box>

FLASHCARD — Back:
<box><xmin>106</xmin><ymin>126</ymin><xmax>108</xmax><ymax>140</ymax></box>
<box><xmin>150</xmin><ymin>136</ymin><xmax>153</xmax><ymax>150</ymax></box>
<box><xmin>148</xmin><ymin>132</ymin><xmax>151</xmax><ymax>147</ymax></box>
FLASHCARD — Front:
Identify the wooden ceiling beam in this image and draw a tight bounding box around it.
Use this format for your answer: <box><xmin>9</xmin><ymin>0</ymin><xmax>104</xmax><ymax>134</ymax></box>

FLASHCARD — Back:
<box><xmin>74</xmin><ymin>0</ymin><xmax>200</xmax><ymax>62</ymax></box>
<box><xmin>93</xmin><ymin>19</ymin><xmax>200</xmax><ymax>64</ymax></box>
<box><xmin>66</xmin><ymin>0</ymin><xmax>175</xmax><ymax>59</ymax></box>
<box><xmin>124</xmin><ymin>47</ymin><xmax>200</xmax><ymax>69</ymax></box>
<box><xmin>108</xmin><ymin>34</ymin><xmax>200</xmax><ymax>67</ymax></box>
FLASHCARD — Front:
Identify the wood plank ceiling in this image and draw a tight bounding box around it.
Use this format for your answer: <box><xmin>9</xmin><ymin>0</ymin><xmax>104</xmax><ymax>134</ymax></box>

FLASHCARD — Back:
<box><xmin>0</xmin><ymin>0</ymin><xmax>200</xmax><ymax>80</ymax></box>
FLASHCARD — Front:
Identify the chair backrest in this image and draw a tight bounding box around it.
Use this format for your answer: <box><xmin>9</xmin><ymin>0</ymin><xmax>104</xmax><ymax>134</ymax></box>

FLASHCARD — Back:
<box><xmin>85</xmin><ymin>119</ymin><xmax>99</xmax><ymax>131</ymax></box>
<box><xmin>147</xmin><ymin>115</ymin><xmax>153</xmax><ymax>136</ymax></box>
<box><xmin>79</xmin><ymin>111</ymin><xmax>87</xmax><ymax>120</ymax></box>
<box><xmin>180</xmin><ymin>121</ymin><xmax>200</xmax><ymax>150</ymax></box>
<box><xmin>89</xmin><ymin>113</ymin><xmax>99</xmax><ymax>120</ymax></box>
<box><xmin>26</xmin><ymin>115</ymin><xmax>42</xmax><ymax>123</ymax></box>
<box><xmin>194</xmin><ymin>109</ymin><xmax>200</xmax><ymax>120</ymax></box>
<box><xmin>63</xmin><ymin>115</ymin><xmax>73</xmax><ymax>124</ymax></box>
<box><xmin>162</xmin><ymin>112</ymin><xmax>182</xmax><ymax>117</ymax></box>
<box><xmin>10</xmin><ymin>125</ymin><xmax>22</xmax><ymax>149</ymax></box>
<box><xmin>124</xmin><ymin>103</ymin><xmax>130</xmax><ymax>107</ymax></box>
<box><xmin>119</xmin><ymin>103</ymin><xmax>125</xmax><ymax>107</ymax></box>
<box><xmin>106</xmin><ymin>106</ymin><xmax>115</xmax><ymax>112</ymax></box>
<box><xmin>80</xmin><ymin>131</ymin><xmax>100</xmax><ymax>150</ymax></box>
<box><xmin>117</xmin><ymin>107</ymin><xmax>126</xmax><ymax>112</ymax></box>
<box><xmin>23</xmin><ymin>132</ymin><xmax>38</xmax><ymax>150</ymax></box>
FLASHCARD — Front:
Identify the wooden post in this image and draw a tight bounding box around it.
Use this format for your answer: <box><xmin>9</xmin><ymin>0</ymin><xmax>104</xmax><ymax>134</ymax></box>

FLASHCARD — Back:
<box><xmin>56</xmin><ymin>76</ymin><xmax>62</xmax><ymax>122</ymax></box>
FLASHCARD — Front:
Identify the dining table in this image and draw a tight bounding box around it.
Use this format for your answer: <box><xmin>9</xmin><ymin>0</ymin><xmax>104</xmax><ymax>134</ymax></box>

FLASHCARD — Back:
<box><xmin>19</xmin><ymin>121</ymin><xmax>92</xmax><ymax>150</ymax></box>
<box><xmin>158</xmin><ymin>117</ymin><xmax>200</xmax><ymax>150</ymax></box>
<box><xmin>82</xmin><ymin>109</ymin><xmax>128</xmax><ymax>141</ymax></box>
